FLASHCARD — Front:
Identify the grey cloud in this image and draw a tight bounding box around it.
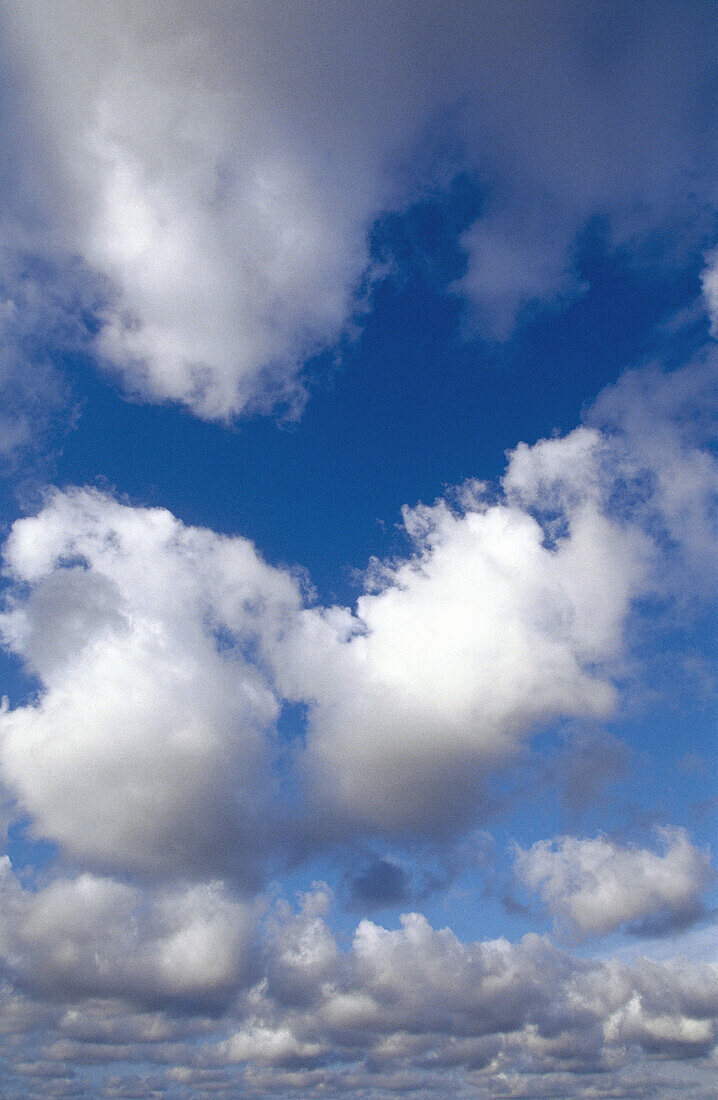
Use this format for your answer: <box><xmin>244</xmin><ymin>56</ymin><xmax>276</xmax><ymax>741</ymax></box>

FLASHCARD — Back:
<box><xmin>340</xmin><ymin>836</ymin><xmax>492</xmax><ymax>914</ymax></box>
<box><xmin>0</xmin><ymin>902</ymin><xmax>716</xmax><ymax>1098</ymax></box>
<box><xmin>261</xmin><ymin>886</ymin><xmax>342</xmax><ymax>1011</ymax></box>
<box><xmin>0</xmin><ymin>858</ymin><xmax>260</xmax><ymax>1010</ymax></box>
<box><xmin>552</xmin><ymin>727</ymin><xmax>630</xmax><ymax>819</ymax></box>
<box><xmin>198</xmin><ymin>900</ymin><xmax>718</xmax><ymax>1094</ymax></box>
<box><xmin>14</xmin><ymin>893</ymin><xmax>673</xmax><ymax>1098</ymax></box>
<box><xmin>343</xmin><ymin>859</ymin><xmax>412</xmax><ymax>912</ymax></box>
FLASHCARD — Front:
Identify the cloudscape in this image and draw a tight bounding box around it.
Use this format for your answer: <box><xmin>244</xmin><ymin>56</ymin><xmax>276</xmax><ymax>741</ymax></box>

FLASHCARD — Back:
<box><xmin>0</xmin><ymin>3</ymin><xmax>716</xmax><ymax>1097</ymax></box>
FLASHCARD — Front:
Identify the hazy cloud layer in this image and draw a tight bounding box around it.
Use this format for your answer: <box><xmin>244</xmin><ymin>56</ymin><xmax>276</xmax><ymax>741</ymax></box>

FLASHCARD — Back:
<box><xmin>1</xmin><ymin>1</ymin><xmax>714</xmax><ymax>424</ymax></box>
<box><xmin>0</xmin><ymin>248</ymin><xmax>96</xmax><ymax>461</ymax></box>
<box><xmin>702</xmin><ymin>249</ymin><xmax>718</xmax><ymax>331</ymax></box>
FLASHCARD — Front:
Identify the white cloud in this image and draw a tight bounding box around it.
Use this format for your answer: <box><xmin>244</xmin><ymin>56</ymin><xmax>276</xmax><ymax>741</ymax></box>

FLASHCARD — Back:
<box><xmin>273</xmin><ymin>424</ymin><xmax>658</xmax><ymax>832</ymax></box>
<box><xmin>0</xmin><ymin>487</ymin><xmax>302</xmax><ymax>881</ymax></box>
<box><xmin>1</xmin><ymin>2</ymin><xmax>714</xmax><ymax>424</ymax></box>
<box><xmin>3</xmin><ymin>0</ymin><xmax>413</xmax><ymax>421</ymax></box>
<box><xmin>0</xmin><ymin>857</ymin><xmax>258</xmax><ymax>1007</ymax></box>
<box><xmin>266</xmin><ymin>357</ymin><xmax>715</xmax><ymax>835</ymax></box>
<box><xmin>702</xmin><ymin>250</ymin><xmax>718</xmax><ymax>330</ymax></box>
<box><xmin>514</xmin><ymin>828</ymin><xmax>715</xmax><ymax>938</ymax></box>
<box><xmin>209</xmin><ymin>897</ymin><xmax>718</xmax><ymax>1088</ymax></box>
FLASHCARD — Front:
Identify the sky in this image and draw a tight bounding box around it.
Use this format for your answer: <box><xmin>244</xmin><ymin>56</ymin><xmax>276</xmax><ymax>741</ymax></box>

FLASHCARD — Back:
<box><xmin>0</xmin><ymin>2</ymin><xmax>716</xmax><ymax>1097</ymax></box>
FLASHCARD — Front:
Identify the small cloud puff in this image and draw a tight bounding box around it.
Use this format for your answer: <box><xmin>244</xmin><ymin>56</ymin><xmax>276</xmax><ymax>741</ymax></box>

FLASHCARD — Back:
<box><xmin>513</xmin><ymin>827</ymin><xmax>714</xmax><ymax>939</ymax></box>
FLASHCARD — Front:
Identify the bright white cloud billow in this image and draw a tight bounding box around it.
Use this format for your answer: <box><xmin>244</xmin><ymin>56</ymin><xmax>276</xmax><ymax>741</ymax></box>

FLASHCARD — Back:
<box><xmin>0</xmin><ymin>441</ymin><xmax>640</xmax><ymax>860</ymax></box>
<box><xmin>514</xmin><ymin>828</ymin><xmax>715</xmax><ymax>939</ymax></box>
<box><xmin>0</xmin><ymin>488</ymin><xmax>303</xmax><ymax>881</ymax></box>
<box><xmin>273</xmin><ymin>359</ymin><xmax>718</xmax><ymax>835</ymax></box>
<box><xmin>1</xmin><ymin>1</ymin><xmax>714</xmax><ymax>424</ymax></box>
<box><xmin>275</xmin><ymin>484</ymin><xmax>648</xmax><ymax>833</ymax></box>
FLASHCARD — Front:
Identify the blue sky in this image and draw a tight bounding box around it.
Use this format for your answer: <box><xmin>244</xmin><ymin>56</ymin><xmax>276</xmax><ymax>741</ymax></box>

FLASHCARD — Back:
<box><xmin>0</xmin><ymin>3</ymin><xmax>716</xmax><ymax>1098</ymax></box>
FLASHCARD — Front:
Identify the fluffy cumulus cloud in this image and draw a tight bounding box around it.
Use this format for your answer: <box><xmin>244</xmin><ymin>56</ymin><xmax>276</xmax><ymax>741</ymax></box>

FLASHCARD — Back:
<box><xmin>0</xmin><ymin>1</ymin><xmax>714</xmax><ymax>427</ymax></box>
<box><xmin>1</xmin><ymin>0</ymin><xmax>412</xmax><ymax>422</ymax></box>
<box><xmin>0</xmin><ymin>424</ymin><xmax>643</xmax><ymax>860</ymax></box>
<box><xmin>274</xmin><ymin>358</ymin><xmax>717</xmax><ymax>835</ymax></box>
<box><xmin>514</xmin><ymin>828</ymin><xmax>715</xmax><ymax>939</ymax></box>
<box><xmin>0</xmin><ymin>889</ymin><xmax>716</xmax><ymax>1097</ymax></box>
<box><xmin>0</xmin><ymin>5</ymin><xmax>715</xmax><ymax>1094</ymax></box>
<box><xmin>0</xmin><ymin>488</ymin><xmax>303</xmax><ymax>881</ymax></box>
<box><xmin>276</xmin><ymin>481</ymin><xmax>648</xmax><ymax>833</ymax></box>
<box><xmin>0</xmin><ymin>857</ymin><xmax>258</xmax><ymax>1008</ymax></box>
